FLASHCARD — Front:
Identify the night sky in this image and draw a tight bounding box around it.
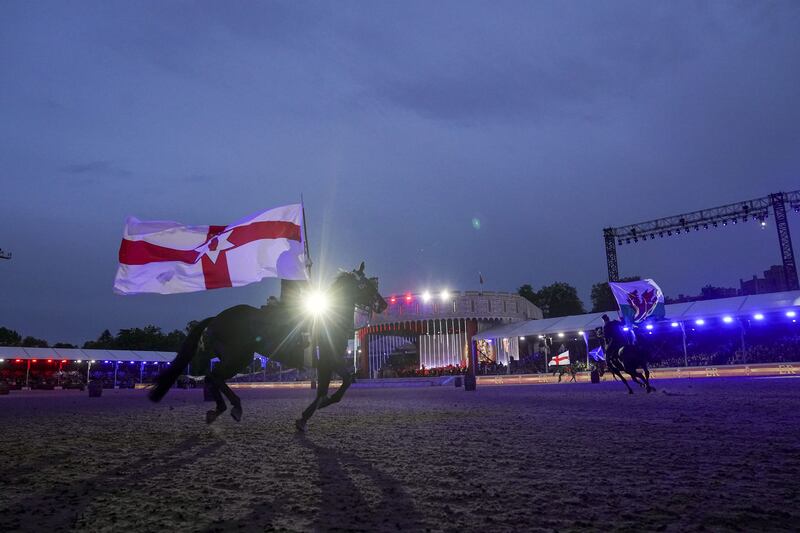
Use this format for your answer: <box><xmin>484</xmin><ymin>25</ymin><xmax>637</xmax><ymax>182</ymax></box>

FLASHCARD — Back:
<box><xmin>2</xmin><ymin>1</ymin><xmax>799</xmax><ymax>345</ymax></box>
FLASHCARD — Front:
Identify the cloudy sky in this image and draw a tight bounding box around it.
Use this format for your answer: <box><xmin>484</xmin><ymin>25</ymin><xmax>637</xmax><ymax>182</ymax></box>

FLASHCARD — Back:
<box><xmin>2</xmin><ymin>1</ymin><xmax>799</xmax><ymax>344</ymax></box>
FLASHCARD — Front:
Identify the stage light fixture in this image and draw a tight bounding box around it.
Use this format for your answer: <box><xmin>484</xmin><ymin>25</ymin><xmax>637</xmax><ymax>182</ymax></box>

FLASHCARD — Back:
<box><xmin>671</xmin><ymin>322</ymin><xmax>679</xmax><ymax>327</ymax></box>
<box><xmin>0</xmin><ymin>359</ymin><xmax>4</xmax><ymax>363</ymax></box>
<box><xmin>578</xmin><ymin>330</ymin><xmax>585</xmax><ymax>335</ymax></box>
<box><xmin>422</xmin><ymin>291</ymin><xmax>431</xmax><ymax>302</ymax></box>
<box><xmin>695</xmin><ymin>318</ymin><xmax>705</xmax><ymax>325</ymax></box>
<box><xmin>405</xmin><ymin>294</ymin><xmax>412</xmax><ymax>302</ymax></box>
<box><xmin>90</xmin><ymin>360</ymin><xmax>96</xmax><ymax>363</ymax></box>
<box><xmin>557</xmin><ymin>332</ymin><xmax>564</xmax><ymax>338</ymax></box>
<box><xmin>303</xmin><ymin>290</ymin><xmax>331</xmax><ymax>316</ymax></box>
<box><xmin>519</xmin><ymin>336</ymin><xmax>525</xmax><ymax>341</ymax></box>
<box><xmin>753</xmin><ymin>313</ymin><xmax>764</xmax><ymax>321</ymax></box>
<box><xmin>645</xmin><ymin>324</ymin><xmax>653</xmax><ymax>330</ymax></box>
<box><xmin>440</xmin><ymin>290</ymin><xmax>450</xmax><ymax>301</ymax></box>
<box><xmin>76</xmin><ymin>360</ymin><xmax>82</xmax><ymax>363</ymax></box>
<box><xmin>722</xmin><ymin>316</ymin><xmax>734</xmax><ymax>323</ymax></box>
<box><xmin>623</xmin><ymin>327</ymin><xmax>629</xmax><ymax>331</ymax></box>
<box><xmin>786</xmin><ymin>310</ymin><xmax>796</xmax><ymax>318</ymax></box>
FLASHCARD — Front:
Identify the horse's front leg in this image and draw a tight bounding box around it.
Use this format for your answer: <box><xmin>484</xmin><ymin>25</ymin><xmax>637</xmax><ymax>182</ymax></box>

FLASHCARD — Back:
<box><xmin>318</xmin><ymin>371</ymin><xmax>352</xmax><ymax>409</ymax></box>
<box><xmin>295</xmin><ymin>367</ymin><xmax>332</xmax><ymax>432</ymax></box>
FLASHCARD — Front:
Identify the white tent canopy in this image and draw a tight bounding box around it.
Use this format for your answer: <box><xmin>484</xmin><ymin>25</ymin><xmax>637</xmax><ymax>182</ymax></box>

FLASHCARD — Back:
<box><xmin>474</xmin><ymin>290</ymin><xmax>800</xmax><ymax>340</ymax></box>
<box><xmin>0</xmin><ymin>347</ymin><xmax>176</xmax><ymax>362</ymax></box>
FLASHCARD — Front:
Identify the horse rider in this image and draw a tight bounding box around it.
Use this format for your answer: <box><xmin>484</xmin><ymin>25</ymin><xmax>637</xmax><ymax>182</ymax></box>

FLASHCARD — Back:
<box><xmin>601</xmin><ymin>313</ymin><xmax>630</xmax><ymax>369</ymax></box>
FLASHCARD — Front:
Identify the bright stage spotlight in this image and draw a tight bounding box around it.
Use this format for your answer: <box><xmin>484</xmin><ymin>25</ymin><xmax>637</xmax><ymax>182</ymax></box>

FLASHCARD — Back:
<box><xmin>519</xmin><ymin>336</ymin><xmax>525</xmax><ymax>341</ymax></box>
<box><xmin>786</xmin><ymin>310</ymin><xmax>796</xmax><ymax>318</ymax></box>
<box><xmin>695</xmin><ymin>319</ymin><xmax>705</xmax><ymax>325</ymax></box>
<box><xmin>578</xmin><ymin>330</ymin><xmax>585</xmax><ymax>335</ymax></box>
<box><xmin>421</xmin><ymin>291</ymin><xmax>431</xmax><ymax>302</ymax></box>
<box><xmin>722</xmin><ymin>316</ymin><xmax>734</xmax><ymax>324</ymax></box>
<box><xmin>671</xmin><ymin>322</ymin><xmax>679</xmax><ymax>328</ymax></box>
<box><xmin>303</xmin><ymin>290</ymin><xmax>330</xmax><ymax>316</ymax></box>
<box><xmin>645</xmin><ymin>324</ymin><xmax>653</xmax><ymax>330</ymax></box>
<box><xmin>557</xmin><ymin>332</ymin><xmax>564</xmax><ymax>338</ymax></box>
<box><xmin>753</xmin><ymin>313</ymin><xmax>764</xmax><ymax>321</ymax></box>
<box><xmin>440</xmin><ymin>290</ymin><xmax>450</xmax><ymax>301</ymax></box>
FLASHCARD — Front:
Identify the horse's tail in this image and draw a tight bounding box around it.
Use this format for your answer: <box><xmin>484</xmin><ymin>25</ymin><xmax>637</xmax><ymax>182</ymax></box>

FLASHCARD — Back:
<box><xmin>149</xmin><ymin>317</ymin><xmax>214</xmax><ymax>403</ymax></box>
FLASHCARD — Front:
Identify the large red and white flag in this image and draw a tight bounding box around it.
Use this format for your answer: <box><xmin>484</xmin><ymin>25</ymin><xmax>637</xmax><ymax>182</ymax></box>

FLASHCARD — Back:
<box><xmin>548</xmin><ymin>351</ymin><xmax>570</xmax><ymax>366</ymax></box>
<box><xmin>114</xmin><ymin>204</ymin><xmax>308</xmax><ymax>295</ymax></box>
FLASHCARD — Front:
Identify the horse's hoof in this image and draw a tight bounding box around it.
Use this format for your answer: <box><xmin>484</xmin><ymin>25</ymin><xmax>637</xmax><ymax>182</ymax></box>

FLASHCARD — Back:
<box><xmin>294</xmin><ymin>418</ymin><xmax>307</xmax><ymax>433</ymax></box>
<box><xmin>230</xmin><ymin>405</ymin><xmax>242</xmax><ymax>422</ymax></box>
<box><xmin>206</xmin><ymin>409</ymin><xmax>223</xmax><ymax>424</ymax></box>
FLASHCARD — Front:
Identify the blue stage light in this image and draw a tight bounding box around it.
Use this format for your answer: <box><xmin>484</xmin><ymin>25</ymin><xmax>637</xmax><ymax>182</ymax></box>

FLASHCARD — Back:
<box><xmin>754</xmin><ymin>313</ymin><xmax>764</xmax><ymax>321</ymax></box>
<box><xmin>786</xmin><ymin>310</ymin><xmax>797</xmax><ymax>318</ymax></box>
<box><xmin>695</xmin><ymin>319</ymin><xmax>705</xmax><ymax>325</ymax></box>
<box><xmin>645</xmin><ymin>324</ymin><xmax>654</xmax><ymax>330</ymax></box>
<box><xmin>623</xmin><ymin>327</ymin><xmax>629</xmax><ymax>331</ymax></box>
<box><xmin>671</xmin><ymin>322</ymin><xmax>679</xmax><ymax>327</ymax></box>
<box><xmin>722</xmin><ymin>316</ymin><xmax>734</xmax><ymax>323</ymax></box>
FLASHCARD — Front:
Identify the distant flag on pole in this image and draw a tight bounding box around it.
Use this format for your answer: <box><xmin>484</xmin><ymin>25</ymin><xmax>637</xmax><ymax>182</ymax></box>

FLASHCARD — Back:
<box><xmin>114</xmin><ymin>204</ymin><xmax>308</xmax><ymax>295</ymax></box>
<box><xmin>609</xmin><ymin>279</ymin><xmax>666</xmax><ymax>325</ymax></box>
<box><xmin>589</xmin><ymin>346</ymin><xmax>605</xmax><ymax>361</ymax></box>
<box><xmin>479</xmin><ymin>272</ymin><xmax>484</xmax><ymax>294</ymax></box>
<box><xmin>549</xmin><ymin>350</ymin><xmax>570</xmax><ymax>366</ymax></box>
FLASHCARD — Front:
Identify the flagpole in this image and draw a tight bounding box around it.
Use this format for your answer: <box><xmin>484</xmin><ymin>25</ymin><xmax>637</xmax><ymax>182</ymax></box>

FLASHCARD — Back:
<box><xmin>300</xmin><ymin>194</ymin><xmax>312</xmax><ymax>279</ymax></box>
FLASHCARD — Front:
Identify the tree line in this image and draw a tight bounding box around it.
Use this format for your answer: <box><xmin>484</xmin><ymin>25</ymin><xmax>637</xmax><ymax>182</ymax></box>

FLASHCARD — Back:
<box><xmin>0</xmin><ymin>322</ymin><xmax>200</xmax><ymax>352</ymax></box>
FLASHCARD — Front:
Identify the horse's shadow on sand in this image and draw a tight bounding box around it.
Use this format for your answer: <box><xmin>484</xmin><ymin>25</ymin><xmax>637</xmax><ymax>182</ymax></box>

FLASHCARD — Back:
<box><xmin>294</xmin><ymin>433</ymin><xmax>422</xmax><ymax>531</ymax></box>
<box><xmin>203</xmin><ymin>433</ymin><xmax>422</xmax><ymax>531</ymax></box>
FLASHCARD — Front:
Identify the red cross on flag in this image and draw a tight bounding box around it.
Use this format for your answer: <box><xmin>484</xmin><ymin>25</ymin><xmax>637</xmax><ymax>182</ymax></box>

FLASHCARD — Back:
<box><xmin>548</xmin><ymin>350</ymin><xmax>570</xmax><ymax>366</ymax></box>
<box><xmin>114</xmin><ymin>204</ymin><xmax>307</xmax><ymax>295</ymax></box>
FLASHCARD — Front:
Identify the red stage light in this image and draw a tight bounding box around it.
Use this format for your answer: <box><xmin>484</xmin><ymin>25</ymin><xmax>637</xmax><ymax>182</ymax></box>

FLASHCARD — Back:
<box><xmin>15</xmin><ymin>359</ymin><xmax>21</xmax><ymax>363</ymax></box>
<box><xmin>390</xmin><ymin>296</ymin><xmax>397</xmax><ymax>304</ymax></box>
<box><xmin>405</xmin><ymin>294</ymin><xmax>412</xmax><ymax>302</ymax></box>
<box><xmin>61</xmin><ymin>359</ymin><xmax>67</xmax><ymax>363</ymax></box>
<box><xmin>47</xmin><ymin>359</ymin><xmax>53</xmax><ymax>363</ymax></box>
<box><xmin>31</xmin><ymin>359</ymin><xmax>37</xmax><ymax>363</ymax></box>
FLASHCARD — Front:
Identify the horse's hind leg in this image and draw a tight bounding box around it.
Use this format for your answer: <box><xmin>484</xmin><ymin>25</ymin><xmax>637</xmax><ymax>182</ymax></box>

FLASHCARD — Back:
<box><xmin>216</xmin><ymin>379</ymin><xmax>242</xmax><ymax>422</ymax></box>
<box><xmin>204</xmin><ymin>375</ymin><xmax>227</xmax><ymax>424</ymax></box>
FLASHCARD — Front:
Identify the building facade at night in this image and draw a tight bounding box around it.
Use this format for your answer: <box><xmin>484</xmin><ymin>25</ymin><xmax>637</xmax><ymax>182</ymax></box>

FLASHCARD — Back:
<box><xmin>354</xmin><ymin>290</ymin><xmax>542</xmax><ymax>377</ymax></box>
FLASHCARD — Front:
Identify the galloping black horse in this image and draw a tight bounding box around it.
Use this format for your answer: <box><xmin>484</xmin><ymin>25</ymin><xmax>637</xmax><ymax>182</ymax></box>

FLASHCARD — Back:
<box><xmin>149</xmin><ymin>262</ymin><xmax>387</xmax><ymax>430</ymax></box>
<box><xmin>600</xmin><ymin>314</ymin><xmax>656</xmax><ymax>394</ymax></box>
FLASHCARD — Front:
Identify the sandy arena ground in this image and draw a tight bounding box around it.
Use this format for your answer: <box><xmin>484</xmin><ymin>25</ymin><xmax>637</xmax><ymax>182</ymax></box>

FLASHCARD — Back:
<box><xmin>1</xmin><ymin>377</ymin><xmax>799</xmax><ymax>532</ymax></box>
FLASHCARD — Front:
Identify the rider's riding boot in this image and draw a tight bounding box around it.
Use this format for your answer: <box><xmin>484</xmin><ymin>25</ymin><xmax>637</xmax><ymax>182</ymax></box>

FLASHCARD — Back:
<box><xmin>230</xmin><ymin>403</ymin><xmax>243</xmax><ymax>422</ymax></box>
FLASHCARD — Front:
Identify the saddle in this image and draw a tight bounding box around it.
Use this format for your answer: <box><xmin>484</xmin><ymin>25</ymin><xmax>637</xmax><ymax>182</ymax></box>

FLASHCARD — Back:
<box><xmin>252</xmin><ymin>300</ymin><xmax>310</xmax><ymax>369</ymax></box>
